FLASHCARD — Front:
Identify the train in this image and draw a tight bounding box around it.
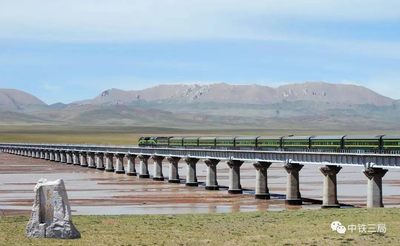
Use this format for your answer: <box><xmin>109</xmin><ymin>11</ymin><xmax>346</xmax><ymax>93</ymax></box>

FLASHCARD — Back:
<box><xmin>138</xmin><ymin>135</ymin><xmax>400</xmax><ymax>153</ymax></box>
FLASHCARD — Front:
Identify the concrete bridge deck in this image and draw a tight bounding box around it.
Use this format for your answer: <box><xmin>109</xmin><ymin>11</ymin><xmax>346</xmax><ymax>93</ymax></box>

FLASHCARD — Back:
<box><xmin>1</xmin><ymin>143</ymin><xmax>399</xmax><ymax>208</ymax></box>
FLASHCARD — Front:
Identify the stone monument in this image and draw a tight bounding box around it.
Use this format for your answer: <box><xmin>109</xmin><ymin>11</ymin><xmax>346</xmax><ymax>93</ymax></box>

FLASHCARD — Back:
<box><xmin>26</xmin><ymin>179</ymin><xmax>81</xmax><ymax>239</ymax></box>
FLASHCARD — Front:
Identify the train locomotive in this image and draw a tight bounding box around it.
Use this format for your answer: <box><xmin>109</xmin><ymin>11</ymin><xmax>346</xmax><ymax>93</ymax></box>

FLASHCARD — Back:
<box><xmin>138</xmin><ymin>135</ymin><xmax>400</xmax><ymax>153</ymax></box>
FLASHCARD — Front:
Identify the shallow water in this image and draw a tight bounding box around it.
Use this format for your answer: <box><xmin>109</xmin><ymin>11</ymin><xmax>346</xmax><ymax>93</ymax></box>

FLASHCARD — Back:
<box><xmin>0</xmin><ymin>152</ymin><xmax>399</xmax><ymax>215</ymax></box>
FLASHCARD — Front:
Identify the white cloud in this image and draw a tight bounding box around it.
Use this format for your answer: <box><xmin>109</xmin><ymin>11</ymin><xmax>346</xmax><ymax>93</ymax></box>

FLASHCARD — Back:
<box><xmin>0</xmin><ymin>0</ymin><xmax>399</xmax><ymax>42</ymax></box>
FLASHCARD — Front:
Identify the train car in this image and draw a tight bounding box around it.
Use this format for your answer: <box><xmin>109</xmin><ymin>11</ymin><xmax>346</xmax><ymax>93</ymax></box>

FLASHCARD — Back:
<box><xmin>381</xmin><ymin>135</ymin><xmax>400</xmax><ymax>152</ymax></box>
<box><xmin>138</xmin><ymin>137</ymin><xmax>157</xmax><ymax>147</ymax></box>
<box><xmin>215</xmin><ymin>137</ymin><xmax>235</xmax><ymax>148</ymax></box>
<box><xmin>256</xmin><ymin>136</ymin><xmax>283</xmax><ymax>150</ymax></box>
<box><xmin>169</xmin><ymin>137</ymin><xmax>184</xmax><ymax>147</ymax></box>
<box><xmin>183</xmin><ymin>137</ymin><xmax>200</xmax><ymax>147</ymax></box>
<box><xmin>235</xmin><ymin>136</ymin><xmax>258</xmax><ymax>149</ymax></box>
<box><xmin>282</xmin><ymin>136</ymin><xmax>312</xmax><ymax>150</ymax></box>
<box><xmin>310</xmin><ymin>135</ymin><xmax>345</xmax><ymax>151</ymax></box>
<box><xmin>343</xmin><ymin>135</ymin><xmax>382</xmax><ymax>152</ymax></box>
<box><xmin>154</xmin><ymin>137</ymin><xmax>171</xmax><ymax>147</ymax></box>
<box><xmin>138</xmin><ymin>136</ymin><xmax>170</xmax><ymax>147</ymax></box>
<box><xmin>138</xmin><ymin>137</ymin><xmax>148</xmax><ymax>147</ymax></box>
<box><xmin>198</xmin><ymin>137</ymin><xmax>217</xmax><ymax>148</ymax></box>
<box><xmin>138</xmin><ymin>135</ymin><xmax>397</xmax><ymax>153</ymax></box>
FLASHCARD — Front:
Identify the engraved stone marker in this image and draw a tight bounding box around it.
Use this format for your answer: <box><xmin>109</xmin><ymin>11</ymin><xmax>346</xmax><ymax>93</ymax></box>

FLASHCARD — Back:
<box><xmin>26</xmin><ymin>179</ymin><xmax>80</xmax><ymax>239</ymax></box>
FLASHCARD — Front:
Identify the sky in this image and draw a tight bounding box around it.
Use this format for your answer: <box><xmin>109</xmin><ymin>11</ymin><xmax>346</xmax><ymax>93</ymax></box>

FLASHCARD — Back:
<box><xmin>0</xmin><ymin>0</ymin><xmax>399</xmax><ymax>104</ymax></box>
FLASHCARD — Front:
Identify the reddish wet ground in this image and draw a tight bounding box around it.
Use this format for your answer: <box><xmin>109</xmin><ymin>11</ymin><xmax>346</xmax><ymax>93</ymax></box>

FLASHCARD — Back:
<box><xmin>0</xmin><ymin>152</ymin><xmax>399</xmax><ymax>215</ymax></box>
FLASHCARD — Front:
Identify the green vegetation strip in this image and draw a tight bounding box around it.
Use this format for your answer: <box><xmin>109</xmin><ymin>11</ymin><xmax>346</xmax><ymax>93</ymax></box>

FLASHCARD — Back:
<box><xmin>1</xmin><ymin>209</ymin><xmax>399</xmax><ymax>245</ymax></box>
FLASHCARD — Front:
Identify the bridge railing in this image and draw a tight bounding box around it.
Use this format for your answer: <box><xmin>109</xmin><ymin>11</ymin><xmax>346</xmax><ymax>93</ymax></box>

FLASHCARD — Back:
<box><xmin>1</xmin><ymin>142</ymin><xmax>400</xmax><ymax>168</ymax></box>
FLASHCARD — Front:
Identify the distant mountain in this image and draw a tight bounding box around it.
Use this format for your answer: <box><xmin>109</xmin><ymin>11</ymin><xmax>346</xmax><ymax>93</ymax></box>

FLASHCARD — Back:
<box><xmin>0</xmin><ymin>111</ymin><xmax>51</xmax><ymax>124</ymax></box>
<box><xmin>1</xmin><ymin>82</ymin><xmax>400</xmax><ymax>131</ymax></box>
<box><xmin>0</xmin><ymin>89</ymin><xmax>46</xmax><ymax>111</ymax></box>
<box><xmin>77</xmin><ymin>82</ymin><xmax>394</xmax><ymax>106</ymax></box>
<box><xmin>48</xmin><ymin>102</ymin><xmax>68</xmax><ymax>109</ymax></box>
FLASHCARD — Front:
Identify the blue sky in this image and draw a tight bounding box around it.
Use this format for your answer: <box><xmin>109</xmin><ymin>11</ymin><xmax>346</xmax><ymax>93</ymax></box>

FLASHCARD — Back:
<box><xmin>0</xmin><ymin>0</ymin><xmax>399</xmax><ymax>104</ymax></box>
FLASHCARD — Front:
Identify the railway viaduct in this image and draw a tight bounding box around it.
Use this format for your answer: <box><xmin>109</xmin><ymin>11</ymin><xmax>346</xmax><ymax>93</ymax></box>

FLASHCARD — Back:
<box><xmin>1</xmin><ymin>143</ymin><xmax>399</xmax><ymax>208</ymax></box>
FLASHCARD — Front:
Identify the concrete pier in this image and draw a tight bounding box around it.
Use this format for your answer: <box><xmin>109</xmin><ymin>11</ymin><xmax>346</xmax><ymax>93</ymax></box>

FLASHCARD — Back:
<box><xmin>66</xmin><ymin>151</ymin><xmax>73</xmax><ymax>164</ymax></box>
<box><xmin>73</xmin><ymin>152</ymin><xmax>80</xmax><ymax>165</ymax></box>
<box><xmin>364</xmin><ymin>167</ymin><xmax>388</xmax><ymax>208</ymax></box>
<box><xmin>87</xmin><ymin>152</ymin><xmax>96</xmax><ymax>168</ymax></box>
<box><xmin>40</xmin><ymin>151</ymin><xmax>45</xmax><ymax>159</ymax></box>
<box><xmin>44</xmin><ymin>151</ymin><xmax>50</xmax><ymax>160</ymax></box>
<box><xmin>105</xmin><ymin>153</ymin><xmax>114</xmax><ymax>172</ymax></box>
<box><xmin>167</xmin><ymin>157</ymin><xmax>181</xmax><ymax>183</ymax></box>
<box><xmin>320</xmin><ymin>165</ymin><xmax>342</xmax><ymax>208</ymax></box>
<box><xmin>54</xmin><ymin>151</ymin><xmax>60</xmax><ymax>162</ymax></box>
<box><xmin>204</xmin><ymin>159</ymin><xmax>220</xmax><ymax>190</ymax></box>
<box><xmin>95</xmin><ymin>153</ymin><xmax>105</xmax><ymax>170</ymax></box>
<box><xmin>185</xmin><ymin>157</ymin><xmax>199</xmax><ymax>186</ymax></box>
<box><xmin>152</xmin><ymin>156</ymin><xmax>165</xmax><ymax>181</ymax></box>
<box><xmin>253</xmin><ymin>161</ymin><xmax>272</xmax><ymax>199</ymax></box>
<box><xmin>139</xmin><ymin>155</ymin><xmax>150</xmax><ymax>178</ymax></box>
<box><xmin>60</xmin><ymin>151</ymin><xmax>66</xmax><ymax>163</ymax></box>
<box><xmin>115</xmin><ymin>154</ymin><xmax>125</xmax><ymax>174</ymax></box>
<box><xmin>79</xmin><ymin>152</ymin><xmax>88</xmax><ymax>167</ymax></box>
<box><xmin>284</xmin><ymin>163</ymin><xmax>304</xmax><ymax>205</ymax></box>
<box><xmin>49</xmin><ymin>151</ymin><xmax>55</xmax><ymax>161</ymax></box>
<box><xmin>126</xmin><ymin>154</ymin><xmax>137</xmax><ymax>176</ymax></box>
<box><xmin>227</xmin><ymin>160</ymin><xmax>244</xmax><ymax>194</ymax></box>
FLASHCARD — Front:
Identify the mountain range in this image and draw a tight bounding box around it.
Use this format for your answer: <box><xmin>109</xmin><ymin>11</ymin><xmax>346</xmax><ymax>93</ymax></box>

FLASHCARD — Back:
<box><xmin>1</xmin><ymin>82</ymin><xmax>399</xmax><ymax>130</ymax></box>
<box><xmin>78</xmin><ymin>82</ymin><xmax>393</xmax><ymax>106</ymax></box>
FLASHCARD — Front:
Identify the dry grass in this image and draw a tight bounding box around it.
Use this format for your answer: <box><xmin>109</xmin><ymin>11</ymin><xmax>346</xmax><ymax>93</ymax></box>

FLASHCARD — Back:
<box><xmin>0</xmin><ymin>208</ymin><xmax>399</xmax><ymax>245</ymax></box>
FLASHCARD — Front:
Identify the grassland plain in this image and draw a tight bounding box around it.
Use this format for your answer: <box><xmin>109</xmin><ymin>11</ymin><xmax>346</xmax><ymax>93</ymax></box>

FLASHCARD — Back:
<box><xmin>0</xmin><ymin>125</ymin><xmax>396</xmax><ymax>145</ymax></box>
<box><xmin>0</xmin><ymin>208</ymin><xmax>399</xmax><ymax>245</ymax></box>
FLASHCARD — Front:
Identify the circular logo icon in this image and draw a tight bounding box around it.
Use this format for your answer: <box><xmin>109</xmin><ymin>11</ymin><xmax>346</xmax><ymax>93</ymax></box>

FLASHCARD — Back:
<box><xmin>331</xmin><ymin>221</ymin><xmax>341</xmax><ymax>231</ymax></box>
